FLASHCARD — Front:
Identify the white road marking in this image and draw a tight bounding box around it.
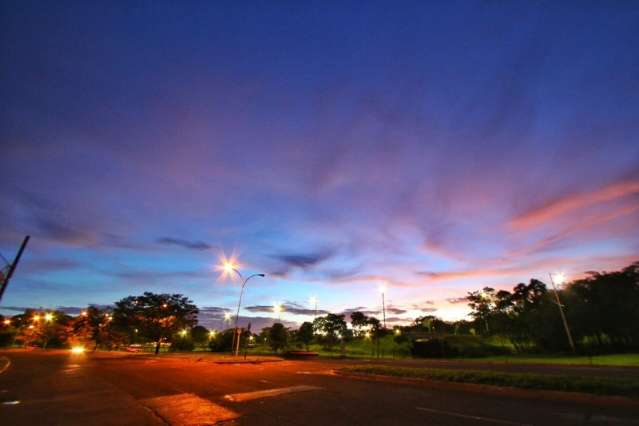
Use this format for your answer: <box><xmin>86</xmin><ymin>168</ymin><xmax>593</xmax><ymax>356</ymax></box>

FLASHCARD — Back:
<box><xmin>141</xmin><ymin>393</ymin><xmax>238</xmax><ymax>425</ymax></box>
<box><xmin>224</xmin><ymin>385</ymin><xmax>322</xmax><ymax>402</ymax></box>
<box><xmin>416</xmin><ymin>406</ymin><xmax>531</xmax><ymax>425</ymax></box>
<box><xmin>0</xmin><ymin>356</ymin><xmax>10</xmax><ymax>374</ymax></box>
<box><xmin>554</xmin><ymin>412</ymin><xmax>639</xmax><ymax>424</ymax></box>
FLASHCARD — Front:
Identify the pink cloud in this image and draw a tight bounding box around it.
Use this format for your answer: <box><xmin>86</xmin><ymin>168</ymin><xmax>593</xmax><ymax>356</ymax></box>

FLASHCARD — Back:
<box><xmin>508</xmin><ymin>180</ymin><xmax>639</xmax><ymax>231</ymax></box>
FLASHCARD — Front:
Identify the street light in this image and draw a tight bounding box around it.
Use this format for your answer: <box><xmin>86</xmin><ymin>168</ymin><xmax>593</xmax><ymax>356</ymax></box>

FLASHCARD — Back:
<box><xmin>44</xmin><ymin>313</ymin><xmax>54</xmax><ymax>322</ymax></box>
<box><xmin>273</xmin><ymin>303</ymin><xmax>283</xmax><ymax>321</ymax></box>
<box><xmin>218</xmin><ymin>256</ymin><xmax>265</xmax><ymax>356</ymax></box>
<box><xmin>378</xmin><ymin>285</ymin><xmax>387</xmax><ymax>329</ymax></box>
<box><xmin>549</xmin><ymin>272</ymin><xmax>576</xmax><ymax>354</ymax></box>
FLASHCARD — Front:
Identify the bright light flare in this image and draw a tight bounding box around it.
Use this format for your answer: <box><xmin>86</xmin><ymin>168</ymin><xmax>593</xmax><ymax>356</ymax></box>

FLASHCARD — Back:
<box><xmin>273</xmin><ymin>303</ymin><xmax>283</xmax><ymax>314</ymax></box>
<box><xmin>394</xmin><ymin>328</ymin><xmax>401</xmax><ymax>335</ymax></box>
<box><xmin>209</xmin><ymin>330</ymin><xmax>217</xmax><ymax>338</ymax></box>
<box><xmin>32</xmin><ymin>314</ymin><xmax>41</xmax><ymax>322</ymax></box>
<box><xmin>179</xmin><ymin>329</ymin><xmax>188</xmax><ymax>337</ymax></box>
<box><xmin>224</xmin><ymin>312</ymin><xmax>232</xmax><ymax>321</ymax></box>
<box><xmin>3</xmin><ymin>319</ymin><xmax>10</xmax><ymax>325</ymax></box>
<box><xmin>44</xmin><ymin>313</ymin><xmax>54</xmax><ymax>322</ymax></box>
<box><xmin>552</xmin><ymin>272</ymin><xmax>567</xmax><ymax>285</ymax></box>
<box><xmin>80</xmin><ymin>311</ymin><xmax>88</xmax><ymax>317</ymax></box>
<box><xmin>71</xmin><ymin>346</ymin><xmax>86</xmax><ymax>354</ymax></box>
<box><xmin>216</xmin><ymin>253</ymin><xmax>241</xmax><ymax>280</ymax></box>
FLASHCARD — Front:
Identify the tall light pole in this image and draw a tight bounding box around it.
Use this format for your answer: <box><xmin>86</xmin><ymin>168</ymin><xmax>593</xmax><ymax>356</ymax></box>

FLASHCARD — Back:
<box><xmin>549</xmin><ymin>272</ymin><xmax>576</xmax><ymax>354</ymax></box>
<box><xmin>309</xmin><ymin>296</ymin><xmax>318</xmax><ymax>320</ymax></box>
<box><xmin>221</xmin><ymin>260</ymin><xmax>265</xmax><ymax>356</ymax></box>
<box><xmin>378</xmin><ymin>285</ymin><xmax>386</xmax><ymax>329</ymax></box>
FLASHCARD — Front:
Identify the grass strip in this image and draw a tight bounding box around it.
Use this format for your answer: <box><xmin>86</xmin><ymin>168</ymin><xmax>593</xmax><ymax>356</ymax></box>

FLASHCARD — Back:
<box><xmin>340</xmin><ymin>365</ymin><xmax>639</xmax><ymax>397</ymax></box>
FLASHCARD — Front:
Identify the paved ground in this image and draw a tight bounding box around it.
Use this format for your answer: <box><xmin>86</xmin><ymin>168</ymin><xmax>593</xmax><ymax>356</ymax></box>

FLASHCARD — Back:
<box><xmin>1</xmin><ymin>350</ymin><xmax>639</xmax><ymax>425</ymax></box>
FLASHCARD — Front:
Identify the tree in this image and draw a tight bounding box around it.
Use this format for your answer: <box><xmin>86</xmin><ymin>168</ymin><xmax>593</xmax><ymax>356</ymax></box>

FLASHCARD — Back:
<box><xmin>209</xmin><ymin>329</ymin><xmax>235</xmax><ymax>352</ymax></box>
<box><xmin>191</xmin><ymin>325</ymin><xmax>210</xmax><ymax>347</ymax></box>
<box><xmin>350</xmin><ymin>311</ymin><xmax>369</xmax><ymax>336</ymax></box>
<box><xmin>70</xmin><ymin>306</ymin><xmax>114</xmax><ymax>351</ymax></box>
<box><xmin>112</xmin><ymin>292</ymin><xmax>198</xmax><ymax>355</ymax></box>
<box><xmin>313</xmin><ymin>314</ymin><xmax>347</xmax><ymax>350</ymax></box>
<box><xmin>268</xmin><ymin>323</ymin><xmax>288</xmax><ymax>352</ymax></box>
<box><xmin>297</xmin><ymin>322</ymin><xmax>314</xmax><ymax>350</ymax></box>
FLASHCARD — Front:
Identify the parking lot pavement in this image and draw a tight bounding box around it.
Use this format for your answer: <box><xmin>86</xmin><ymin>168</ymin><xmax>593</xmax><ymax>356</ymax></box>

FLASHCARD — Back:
<box><xmin>2</xmin><ymin>350</ymin><xmax>639</xmax><ymax>425</ymax></box>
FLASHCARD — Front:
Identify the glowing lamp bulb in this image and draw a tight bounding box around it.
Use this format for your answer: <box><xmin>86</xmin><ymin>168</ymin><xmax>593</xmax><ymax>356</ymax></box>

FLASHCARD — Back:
<box><xmin>71</xmin><ymin>346</ymin><xmax>85</xmax><ymax>354</ymax></box>
<box><xmin>553</xmin><ymin>272</ymin><xmax>566</xmax><ymax>285</ymax></box>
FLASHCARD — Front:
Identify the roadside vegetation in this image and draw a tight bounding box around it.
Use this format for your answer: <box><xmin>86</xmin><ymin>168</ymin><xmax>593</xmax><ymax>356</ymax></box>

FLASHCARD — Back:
<box><xmin>1</xmin><ymin>262</ymin><xmax>637</xmax><ymax>368</ymax></box>
<box><xmin>340</xmin><ymin>365</ymin><xmax>639</xmax><ymax>397</ymax></box>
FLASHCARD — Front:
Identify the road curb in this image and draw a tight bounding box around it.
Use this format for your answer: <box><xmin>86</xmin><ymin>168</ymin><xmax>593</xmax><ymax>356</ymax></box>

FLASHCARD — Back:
<box><xmin>334</xmin><ymin>370</ymin><xmax>639</xmax><ymax>409</ymax></box>
<box><xmin>0</xmin><ymin>356</ymin><xmax>11</xmax><ymax>375</ymax></box>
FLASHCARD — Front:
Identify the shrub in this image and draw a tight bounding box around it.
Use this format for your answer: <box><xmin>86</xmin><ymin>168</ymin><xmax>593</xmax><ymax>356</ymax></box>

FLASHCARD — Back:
<box><xmin>170</xmin><ymin>338</ymin><xmax>195</xmax><ymax>352</ymax></box>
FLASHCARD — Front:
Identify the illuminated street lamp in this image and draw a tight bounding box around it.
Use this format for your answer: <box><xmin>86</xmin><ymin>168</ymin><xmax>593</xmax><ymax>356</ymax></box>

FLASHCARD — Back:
<box><xmin>32</xmin><ymin>314</ymin><xmax>41</xmax><ymax>322</ymax></box>
<box><xmin>218</xmin><ymin>256</ymin><xmax>265</xmax><ymax>356</ymax></box>
<box><xmin>179</xmin><ymin>328</ymin><xmax>188</xmax><ymax>337</ymax></box>
<box><xmin>44</xmin><ymin>313</ymin><xmax>54</xmax><ymax>322</ymax></box>
<box><xmin>3</xmin><ymin>319</ymin><xmax>10</xmax><ymax>326</ymax></box>
<box><xmin>71</xmin><ymin>346</ymin><xmax>85</xmax><ymax>354</ymax></box>
<box><xmin>549</xmin><ymin>272</ymin><xmax>576</xmax><ymax>354</ymax></box>
<box><xmin>378</xmin><ymin>285</ymin><xmax>387</xmax><ymax>329</ymax></box>
<box><xmin>80</xmin><ymin>310</ymin><xmax>88</xmax><ymax>317</ymax></box>
<box><xmin>273</xmin><ymin>303</ymin><xmax>283</xmax><ymax>321</ymax></box>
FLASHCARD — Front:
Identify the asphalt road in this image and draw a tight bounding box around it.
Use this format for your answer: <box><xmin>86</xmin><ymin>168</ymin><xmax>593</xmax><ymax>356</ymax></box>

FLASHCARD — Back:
<box><xmin>1</xmin><ymin>350</ymin><xmax>638</xmax><ymax>426</ymax></box>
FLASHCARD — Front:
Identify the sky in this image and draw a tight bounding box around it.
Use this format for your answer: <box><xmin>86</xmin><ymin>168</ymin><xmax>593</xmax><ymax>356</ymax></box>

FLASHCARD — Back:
<box><xmin>1</xmin><ymin>1</ymin><xmax>638</xmax><ymax>330</ymax></box>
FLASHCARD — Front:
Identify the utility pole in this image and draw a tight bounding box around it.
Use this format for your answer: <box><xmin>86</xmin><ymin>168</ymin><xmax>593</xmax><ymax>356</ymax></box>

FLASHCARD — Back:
<box><xmin>0</xmin><ymin>236</ymin><xmax>30</xmax><ymax>303</ymax></box>
<box><xmin>381</xmin><ymin>291</ymin><xmax>386</xmax><ymax>329</ymax></box>
<box><xmin>549</xmin><ymin>273</ymin><xmax>576</xmax><ymax>354</ymax></box>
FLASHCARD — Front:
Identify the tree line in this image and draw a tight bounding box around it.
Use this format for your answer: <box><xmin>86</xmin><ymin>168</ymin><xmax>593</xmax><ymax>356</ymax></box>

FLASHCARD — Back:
<box><xmin>465</xmin><ymin>261</ymin><xmax>639</xmax><ymax>353</ymax></box>
<box><xmin>1</xmin><ymin>261</ymin><xmax>636</xmax><ymax>355</ymax></box>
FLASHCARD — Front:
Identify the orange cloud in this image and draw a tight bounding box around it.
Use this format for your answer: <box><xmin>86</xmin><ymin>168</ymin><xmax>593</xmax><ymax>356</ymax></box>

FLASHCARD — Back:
<box><xmin>508</xmin><ymin>180</ymin><xmax>639</xmax><ymax>230</ymax></box>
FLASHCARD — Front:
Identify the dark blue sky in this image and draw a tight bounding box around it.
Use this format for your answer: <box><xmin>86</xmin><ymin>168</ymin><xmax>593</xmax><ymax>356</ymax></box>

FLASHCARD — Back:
<box><xmin>1</xmin><ymin>1</ymin><xmax>638</xmax><ymax>328</ymax></box>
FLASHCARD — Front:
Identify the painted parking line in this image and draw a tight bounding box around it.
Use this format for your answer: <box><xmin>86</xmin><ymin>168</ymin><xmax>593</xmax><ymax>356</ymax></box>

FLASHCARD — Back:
<box><xmin>141</xmin><ymin>393</ymin><xmax>238</xmax><ymax>425</ymax></box>
<box><xmin>416</xmin><ymin>406</ymin><xmax>532</xmax><ymax>425</ymax></box>
<box><xmin>224</xmin><ymin>385</ymin><xmax>322</xmax><ymax>402</ymax></box>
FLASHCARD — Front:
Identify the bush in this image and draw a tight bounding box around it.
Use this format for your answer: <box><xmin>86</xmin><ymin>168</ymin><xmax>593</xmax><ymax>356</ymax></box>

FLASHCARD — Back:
<box><xmin>209</xmin><ymin>329</ymin><xmax>235</xmax><ymax>352</ymax></box>
<box><xmin>410</xmin><ymin>335</ymin><xmax>511</xmax><ymax>358</ymax></box>
<box><xmin>411</xmin><ymin>338</ymin><xmax>457</xmax><ymax>358</ymax></box>
<box><xmin>170</xmin><ymin>338</ymin><xmax>195</xmax><ymax>352</ymax></box>
<box><xmin>0</xmin><ymin>330</ymin><xmax>15</xmax><ymax>347</ymax></box>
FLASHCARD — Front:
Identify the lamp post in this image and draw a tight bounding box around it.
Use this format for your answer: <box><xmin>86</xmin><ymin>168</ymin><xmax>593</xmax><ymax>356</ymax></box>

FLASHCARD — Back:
<box><xmin>378</xmin><ymin>285</ymin><xmax>386</xmax><ymax>329</ymax></box>
<box><xmin>309</xmin><ymin>296</ymin><xmax>318</xmax><ymax>320</ymax></box>
<box><xmin>221</xmin><ymin>260</ymin><xmax>265</xmax><ymax>356</ymax></box>
<box><xmin>549</xmin><ymin>272</ymin><xmax>576</xmax><ymax>354</ymax></box>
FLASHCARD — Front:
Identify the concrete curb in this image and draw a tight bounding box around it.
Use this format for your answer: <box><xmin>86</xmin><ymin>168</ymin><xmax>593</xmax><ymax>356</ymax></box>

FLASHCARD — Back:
<box><xmin>334</xmin><ymin>370</ymin><xmax>639</xmax><ymax>409</ymax></box>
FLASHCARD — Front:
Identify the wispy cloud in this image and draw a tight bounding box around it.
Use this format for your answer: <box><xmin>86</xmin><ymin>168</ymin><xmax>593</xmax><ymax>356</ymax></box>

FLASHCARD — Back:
<box><xmin>157</xmin><ymin>237</ymin><xmax>213</xmax><ymax>251</ymax></box>
<box><xmin>509</xmin><ymin>180</ymin><xmax>639</xmax><ymax>231</ymax></box>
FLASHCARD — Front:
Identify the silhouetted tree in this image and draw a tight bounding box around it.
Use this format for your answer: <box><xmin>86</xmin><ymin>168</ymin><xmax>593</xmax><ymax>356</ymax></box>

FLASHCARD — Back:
<box><xmin>112</xmin><ymin>293</ymin><xmax>198</xmax><ymax>355</ymax></box>
<box><xmin>297</xmin><ymin>321</ymin><xmax>314</xmax><ymax>350</ymax></box>
<box><xmin>268</xmin><ymin>323</ymin><xmax>288</xmax><ymax>352</ymax></box>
